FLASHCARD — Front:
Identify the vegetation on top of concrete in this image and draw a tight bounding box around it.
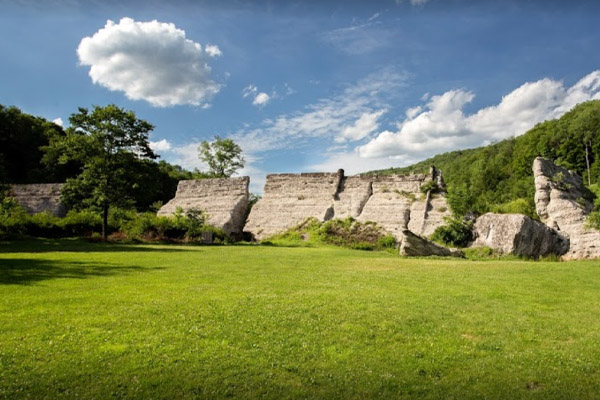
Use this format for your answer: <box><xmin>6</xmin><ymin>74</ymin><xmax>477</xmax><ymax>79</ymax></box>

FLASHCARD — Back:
<box><xmin>262</xmin><ymin>217</ymin><xmax>397</xmax><ymax>252</ymax></box>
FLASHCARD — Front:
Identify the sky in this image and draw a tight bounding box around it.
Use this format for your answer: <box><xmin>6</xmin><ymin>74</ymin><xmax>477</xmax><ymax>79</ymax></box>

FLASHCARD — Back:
<box><xmin>2</xmin><ymin>0</ymin><xmax>600</xmax><ymax>193</ymax></box>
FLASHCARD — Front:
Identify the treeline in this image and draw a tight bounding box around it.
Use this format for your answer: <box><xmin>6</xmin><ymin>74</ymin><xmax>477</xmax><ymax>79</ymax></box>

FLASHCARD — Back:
<box><xmin>369</xmin><ymin>100</ymin><xmax>600</xmax><ymax>218</ymax></box>
<box><xmin>0</xmin><ymin>104</ymin><xmax>205</xmax><ymax>211</ymax></box>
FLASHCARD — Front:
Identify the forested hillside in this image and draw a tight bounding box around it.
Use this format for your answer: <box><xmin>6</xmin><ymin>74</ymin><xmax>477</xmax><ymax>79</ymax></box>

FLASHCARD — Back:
<box><xmin>368</xmin><ymin>100</ymin><xmax>600</xmax><ymax>218</ymax></box>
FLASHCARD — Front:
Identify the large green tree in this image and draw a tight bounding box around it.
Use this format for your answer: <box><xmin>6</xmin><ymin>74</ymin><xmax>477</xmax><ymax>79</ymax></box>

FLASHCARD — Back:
<box><xmin>51</xmin><ymin>105</ymin><xmax>156</xmax><ymax>239</ymax></box>
<box><xmin>198</xmin><ymin>136</ymin><xmax>245</xmax><ymax>178</ymax></box>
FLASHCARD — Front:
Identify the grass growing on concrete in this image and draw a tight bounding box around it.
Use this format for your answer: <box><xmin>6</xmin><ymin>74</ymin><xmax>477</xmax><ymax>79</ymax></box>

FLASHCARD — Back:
<box><xmin>1</xmin><ymin>239</ymin><xmax>600</xmax><ymax>399</ymax></box>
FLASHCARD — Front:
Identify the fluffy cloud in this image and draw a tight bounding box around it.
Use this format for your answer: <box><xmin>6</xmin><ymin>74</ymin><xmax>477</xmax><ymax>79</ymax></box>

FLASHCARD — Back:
<box><xmin>149</xmin><ymin>139</ymin><xmax>171</xmax><ymax>152</ymax></box>
<box><xmin>77</xmin><ymin>18</ymin><xmax>221</xmax><ymax>107</ymax></box>
<box><xmin>336</xmin><ymin>109</ymin><xmax>386</xmax><ymax>142</ymax></box>
<box><xmin>52</xmin><ymin>117</ymin><xmax>63</xmax><ymax>127</ymax></box>
<box><xmin>358</xmin><ymin>70</ymin><xmax>600</xmax><ymax>159</ymax></box>
<box><xmin>252</xmin><ymin>92</ymin><xmax>270</xmax><ymax>106</ymax></box>
<box><xmin>243</xmin><ymin>85</ymin><xmax>272</xmax><ymax>107</ymax></box>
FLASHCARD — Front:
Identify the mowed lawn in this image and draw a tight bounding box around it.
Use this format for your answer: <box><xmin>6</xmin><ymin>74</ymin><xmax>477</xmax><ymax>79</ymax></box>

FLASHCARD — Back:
<box><xmin>1</xmin><ymin>240</ymin><xmax>600</xmax><ymax>399</ymax></box>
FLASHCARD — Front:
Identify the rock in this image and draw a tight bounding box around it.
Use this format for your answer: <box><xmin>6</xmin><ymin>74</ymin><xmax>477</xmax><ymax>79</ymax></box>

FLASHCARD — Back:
<box><xmin>245</xmin><ymin>168</ymin><xmax>451</xmax><ymax>241</ymax></box>
<box><xmin>472</xmin><ymin>213</ymin><xmax>569</xmax><ymax>258</ymax></box>
<box><xmin>533</xmin><ymin>157</ymin><xmax>600</xmax><ymax>260</ymax></box>
<box><xmin>398</xmin><ymin>229</ymin><xmax>463</xmax><ymax>257</ymax></box>
<box><xmin>9</xmin><ymin>184</ymin><xmax>66</xmax><ymax>217</ymax></box>
<box><xmin>157</xmin><ymin>177</ymin><xmax>249</xmax><ymax>236</ymax></box>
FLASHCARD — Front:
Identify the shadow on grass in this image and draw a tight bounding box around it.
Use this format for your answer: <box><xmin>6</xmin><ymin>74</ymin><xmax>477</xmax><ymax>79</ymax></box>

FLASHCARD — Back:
<box><xmin>0</xmin><ymin>257</ymin><xmax>163</xmax><ymax>285</ymax></box>
<box><xmin>0</xmin><ymin>238</ymin><xmax>196</xmax><ymax>254</ymax></box>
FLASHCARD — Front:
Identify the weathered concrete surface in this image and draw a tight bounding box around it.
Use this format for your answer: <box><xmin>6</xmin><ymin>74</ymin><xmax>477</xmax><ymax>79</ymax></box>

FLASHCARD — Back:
<box><xmin>398</xmin><ymin>229</ymin><xmax>463</xmax><ymax>257</ymax></box>
<box><xmin>245</xmin><ymin>168</ymin><xmax>451</xmax><ymax>241</ymax></box>
<box><xmin>533</xmin><ymin>157</ymin><xmax>600</xmax><ymax>260</ymax></box>
<box><xmin>244</xmin><ymin>172</ymin><xmax>343</xmax><ymax>240</ymax></box>
<box><xmin>472</xmin><ymin>213</ymin><xmax>569</xmax><ymax>258</ymax></box>
<box><xmin>9</xmin><ymin>184</ymin><xmax>66</xmax><ymax>217</ymax></box>
<box><xmin>158</xmin><ymin>177</ymin><xmax>249</xmax><ymax>236</ymax></box>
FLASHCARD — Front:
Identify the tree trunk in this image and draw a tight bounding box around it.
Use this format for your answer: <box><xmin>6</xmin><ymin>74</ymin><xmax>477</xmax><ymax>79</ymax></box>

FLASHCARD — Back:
<box><xmin>585</xmin><ymin>140</ymin><xmax>591</xmax><ymax>186</ymax></box>
<box><xmin>102</xmin><ymin>205</ymin><xmax>109</xmax><ymax>240</ymax></box>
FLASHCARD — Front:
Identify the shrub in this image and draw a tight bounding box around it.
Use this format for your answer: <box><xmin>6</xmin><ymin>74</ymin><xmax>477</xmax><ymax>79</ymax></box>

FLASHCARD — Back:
<box><xmin>62</xmin><ymin>209</ymin><xmax>102</xmax><ymax>236</ymax></box>
<box><xmin>265</xmin><ymin>217</ymin><xmax>396</xmax><ymax>251</ymax></box>
<box><xmin>490</xmin><ymin>198</ymin><xmax>538</xmax><ymax>219</ymax></box>
<box><xmin>586</xmin><ymin>211</ymin><xmax>600</xmax><ymax>231</ymax></box>
<box><xmin>431</xmin><ymin>218</ymin><xmax>474</xmax><ymax>248</ymax></box>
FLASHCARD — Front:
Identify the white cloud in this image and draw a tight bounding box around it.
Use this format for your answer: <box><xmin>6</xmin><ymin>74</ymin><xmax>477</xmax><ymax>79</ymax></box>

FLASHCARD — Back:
<box><xmin>149</xmin><ymin>139</ymin><xmax>171</xmax><ymax>152</ymax></box>
<box><xmin>52</xmin><ymin>117</ymin><xmax>63</xmax><ymax>127</ymax></box>
<box><xmin>307</xmin><ymin>150</ymin><xmax>413</xmax><ymax>176</ymax></box>
<box><xmin>204</xmin><ymin>44</ymin><xmax>222</xmax><ymax>57</ymax></box>
<box><xmin>410</xmin><ymin>0</ymin><xmax>430</xmax><ymax>5</ymax></box>
<box><xmin>252</xmin><ymin>92</ymin><xmax>270</xmax><ymax>107</ymax></box>
<box><xmin>232</xmin><ymin>69</ymin><xmax>408</xmax><ymax>154</ymax></box>
<box><xmin>242</xmin><ymin>85</ymin><xmax>257</xmax><ymax>98</ymax></box>
<box><xmin>322</xmin><ymin>16</ymin><xmax>394</xmax><ymax>55</ymax></box>
<box><xmin>336</xmin><ymin>109</ymin><xmax>386</xmax><ymax>142</ymax></box>
<box><xmin>77</xmin><ymin>17</ymin><xmax>221</xmax><ymax>107</ymax></box>
<box><xmin>358</xmin><ymin>70</ymin><xmax>600</xmax><ymax>159</ymax></box>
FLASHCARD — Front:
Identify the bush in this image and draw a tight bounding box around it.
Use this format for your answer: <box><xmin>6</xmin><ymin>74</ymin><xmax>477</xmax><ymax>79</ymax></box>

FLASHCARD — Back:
<box><xmin>431</xmin><ymin>218</ymin><xmax>474</xmax><ymax>248</ymax></box>
<box><xmin>490</xmin><ymin>198</ymin><xmax>538</xmax><ymax>219</ymax></box>
<box><xmin>62</xmin><ymin>209</ymin><xmax>102</xmax><ymax>236</ymax></box>
<box><xmin>265</xmin><ymin>217</ymin><xmax>396</xmax><ymax>251</ymax></box>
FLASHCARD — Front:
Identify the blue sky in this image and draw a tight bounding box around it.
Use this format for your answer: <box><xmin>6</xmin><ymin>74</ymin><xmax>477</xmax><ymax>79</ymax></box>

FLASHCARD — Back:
<box><xmin>2</xmin><ymin>0</ymin><xmax>600</xmax><ymax>192</ymax></box>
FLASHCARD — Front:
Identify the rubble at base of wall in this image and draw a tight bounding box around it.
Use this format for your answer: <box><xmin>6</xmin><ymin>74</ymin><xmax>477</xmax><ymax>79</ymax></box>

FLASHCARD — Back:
<box><xmin>398</xmin><ymin>229</ymin><xmax>464</xmax><ymax>258</ymax></box>
<box><xmin>471</xmin><ymin>213</ymin><xmax>569</xmax><ymax>258</ymax></box>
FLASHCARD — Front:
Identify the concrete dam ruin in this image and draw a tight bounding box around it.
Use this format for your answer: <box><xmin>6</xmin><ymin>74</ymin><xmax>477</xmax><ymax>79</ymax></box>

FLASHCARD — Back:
<box><xmin>8</xmin><ymin>158</ymin><xmax>600</xmax><ymax>259</ymax></box>
<box><xmin>244</xmin><ymin>167</ymin><xmax>450</xmax><ymax>241</ymax></box>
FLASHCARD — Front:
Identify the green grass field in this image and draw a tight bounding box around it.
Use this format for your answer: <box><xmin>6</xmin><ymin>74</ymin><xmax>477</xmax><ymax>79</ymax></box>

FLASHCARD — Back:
<box><xmin>1</xmin><ymin>239</ymin><xmax>600</xmax><ymax>399</ymax></box>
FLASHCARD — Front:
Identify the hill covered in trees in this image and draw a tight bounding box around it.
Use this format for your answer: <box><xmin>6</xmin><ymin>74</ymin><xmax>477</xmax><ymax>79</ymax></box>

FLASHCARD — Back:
<box><xmin>367</xmin><ymin>100</ymin><xmax>600</xmax><ymax>218</ymax></box>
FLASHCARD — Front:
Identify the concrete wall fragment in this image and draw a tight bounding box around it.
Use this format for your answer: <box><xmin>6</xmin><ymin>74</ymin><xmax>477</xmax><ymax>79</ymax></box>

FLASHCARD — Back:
<box><xmin>533</xmin><ymin>157</ymin><xmax>600</xmax><ymax>260</ymax></box>
<box><xmin>157</xmin><ymin>177</ymin><xmax>249</xmax><ymax>236</ymax></box>
<box><xmin>9</xmin><ymin>184</ymin><xmax>66</xmax><ymax>217</ymax></box>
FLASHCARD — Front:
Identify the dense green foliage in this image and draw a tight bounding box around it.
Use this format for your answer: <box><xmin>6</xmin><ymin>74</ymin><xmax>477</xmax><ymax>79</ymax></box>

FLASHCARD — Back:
<box><xmin>0</xmin><ymin>105</ymin><xmax>79</xmax><ymax>184</ymax></box>
<box><xmin>2</xmin><ymin>241</ymin><xmax>600</xmax><ymax>398</ymax></box>
<box><xmin>199</xmin><ymin>135</ymin><xmax>245</xmax><ymax>178</ymax></box>
<box><xmin>370</xmin><ymin>100</ymin><xmax>600</xmax><ymax>218</ymax></box>
<box><xmin>48</xmin><ymin>105</ymin><xmax>158</xmax><ymax>238</ymax></box>
<box><xmin>264</xmin><ymin>217</ymin><xmax>397</xmax><ymax>251</ymax></box>
<box><xmin>0</xmin><ymin>198</ymin><xmax>228</xmax><ymax>243</ymax></box>
<box><xmin>430</xmin><ymin>218</ymin><xmax>474</xmax><ymax>247</ymax></box>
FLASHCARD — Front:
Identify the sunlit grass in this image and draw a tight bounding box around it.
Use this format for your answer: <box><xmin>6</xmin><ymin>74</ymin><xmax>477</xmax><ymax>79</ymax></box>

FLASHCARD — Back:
<box><xmin>1</xmin><ymin>239</ymin><xmax>600</xmax><ymax>399</ymax></box>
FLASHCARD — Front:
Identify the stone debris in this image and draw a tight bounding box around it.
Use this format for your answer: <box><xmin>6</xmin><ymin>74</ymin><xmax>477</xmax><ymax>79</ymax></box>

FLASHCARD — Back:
<box><xmin>245</xmin><ymin>168</ymin><xmax>451</xmax><ymax>241</ymax></box>
<box><xmin>398</xmin><ymin>229</ymin><xmax>463</xmax><ymax>257</ymax></box>
<box><xmin>9</xmin><ymin>184</ymin><xmax>66</xmax><ymax>217</ymax></box>
<box><xmin>533</xmin><ymin>157</ymin><xmax>600</xmax><ymax>260</ymax></box>
<box><xmin>157</xmin><ymin>177</ymin><xmax>249</xmax><ymax>236</ymax></box>
<box><xmin>472</xmin><ymin>213</ymin><xmax>569</xmax><ymax>258</ymax></box>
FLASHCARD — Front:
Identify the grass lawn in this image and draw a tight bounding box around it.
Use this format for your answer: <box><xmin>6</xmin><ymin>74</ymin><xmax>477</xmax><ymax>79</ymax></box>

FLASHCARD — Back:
<box><xmin>1</xmin><ymin>239</ymin><xmax>600</xmax><ymax>399</ymax></box>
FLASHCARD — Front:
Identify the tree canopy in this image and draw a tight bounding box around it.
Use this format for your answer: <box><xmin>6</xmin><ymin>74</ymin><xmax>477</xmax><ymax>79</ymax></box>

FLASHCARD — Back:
<box><xmin>198</xmin><ymin>136</ymin><xmax>245</xmax><ymax>178</ymax></box>
<box><xmin>49</xmin><ymin>104</ymin><xmax>157</xmax><ymax>238</ymax></box>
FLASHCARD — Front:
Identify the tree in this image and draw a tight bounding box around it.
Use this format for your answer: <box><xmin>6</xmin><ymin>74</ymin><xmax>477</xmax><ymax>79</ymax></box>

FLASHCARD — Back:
<box><xmin>0</xmin><ymin>104</ymin><xmax>77</xmax><ymax>184</ymax></box>
<box><xmin>198</xmin><ymin>136</ymin><xmax>245</xmax><ymax>178</ymax></box>
<box><xmin>50</xmin><ymin>105</ymin><xmax>156</xmax><ymax>239</ymax></box>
